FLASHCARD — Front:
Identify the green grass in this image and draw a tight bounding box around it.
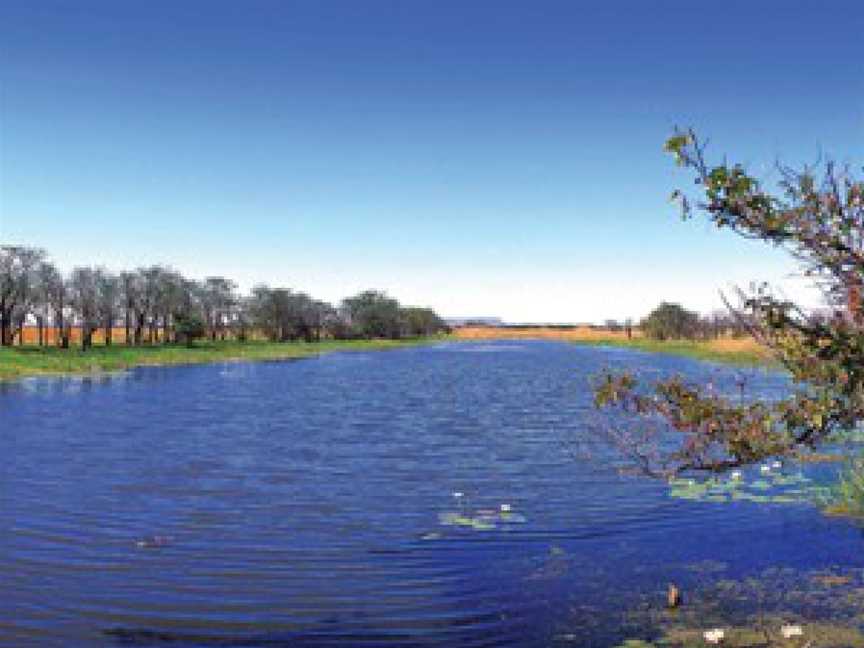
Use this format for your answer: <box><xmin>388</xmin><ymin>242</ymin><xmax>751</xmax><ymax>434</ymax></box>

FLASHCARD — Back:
<box><xmin>569</xmin><ymin>337</ymin><xmax>775</xmax><ymax>366</ymax></box>
<box><xmin>0</xmin><ymin>337</ymin><xmax>444</xmax><ymax>381</ymax></box>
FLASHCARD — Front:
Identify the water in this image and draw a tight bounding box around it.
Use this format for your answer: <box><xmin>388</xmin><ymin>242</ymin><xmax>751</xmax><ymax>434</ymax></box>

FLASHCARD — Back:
<box><xmin>3</xmin><ymin>341</ymin><xmax>862</xmax><ymax>647</ymax></box>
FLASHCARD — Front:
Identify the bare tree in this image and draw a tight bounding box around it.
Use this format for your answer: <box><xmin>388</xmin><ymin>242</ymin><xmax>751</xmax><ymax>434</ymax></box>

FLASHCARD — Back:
<box><xmin>68</xmin><ymin>267</ymin><xmax>99</xmax><ymax>350</ymax></box>
<box><xmin>38</xmin><ymin>263</ymin><xmax>70</xmax><ymax>348</ymax></box>
<box><xmin>95</xmin><ymin>269</ymin><xmax>120</xmax><ymax>346</ymax></box>
<box><xmin>198</xmin><ymin>277</ymin><xmax>237</xmax><ymax>341</ymax></box>
<box><xmin>119</xmin><ymin>271</ymin><xmax>140</xmax><ymax>345</ymax></box>
<box><xmin>0</xmin><ymin>246</ymin><xmax>45</xmax><ymax>346</ymax></box>
<box><xmin>1</xmin><ymin>248</ymin><xmax>447</xmax><ymax>350</ymax></box>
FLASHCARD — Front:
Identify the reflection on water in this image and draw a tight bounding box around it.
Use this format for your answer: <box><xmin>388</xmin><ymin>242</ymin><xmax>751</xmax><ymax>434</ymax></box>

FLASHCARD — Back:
<box><xmin>2</xmin><ymin>341</ymin><xmax>862</xmax><ymax>647</ymax></box>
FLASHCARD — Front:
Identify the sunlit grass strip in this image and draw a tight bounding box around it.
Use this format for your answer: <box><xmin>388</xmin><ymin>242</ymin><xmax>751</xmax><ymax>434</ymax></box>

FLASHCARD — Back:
<box><xmin>0</xmin><ymin>338</ymin><xmax>444</xmax><ymax>381</ymax></box>
<box><xmin>569</xmin><ymin>337</ymin><xmax>774</xmax><ymax>366</ymax></box>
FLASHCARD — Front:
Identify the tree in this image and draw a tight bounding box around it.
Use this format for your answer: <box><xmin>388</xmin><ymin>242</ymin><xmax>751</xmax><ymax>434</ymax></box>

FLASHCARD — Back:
<box><xmin>401</xmin><ymin>306</ymin><xmax>446</xmax><ymax>337</ymax></box>
<box><xmin>153</xmin><ymin>270</ymin><xmax>190</xmax><ymax>345</ymax></box>
<box><xmin>68</xmin><ymin>267</ymin><xmax>99</xmax><ymax>350</ymax></box>
<box><xmin>198</xmin><ymin>276</ymin><xmax>237</xmax><ymax>341</ymax></box>
<box><xmin>174</xmin><ymin>312</ymin><xmax>206</xmax><ymax>347</ymax></box>
<box><xmin>0</xmin><ymin>247</ymin><xmax>448</xmax><ymax>349</ymax></box>
<box><xmin>39</xmin><ymin>263</ymin><xmax>70</xmax><ymax>348</ymax></box>
<box><xmin>31</xmin><ymin>261</ymin><xmax>57</xmax><ymax>346</ymax></box>
<box><xmin>640</xmin><ymin>302</ymin><xmax>699</xmax><ymax>340</ymax></box>
<box><xmin>95</xmin><ymin>269</ymin><xmax>120</xmax><ymax>346</ymax></box>
<box><xmin>135</xmin><ymin>266</ymin><xmax>174</xmax><ymax>344</ymax></box>
<box><xmin>119</xmin><ymin>271</ymin><xmax>140</xmax><ymax>345</ymax></box>
<box><xmin>341</xmin><ymin>290</ymin><xmax>402</xmax><ymax>339</ymax></box>
<box><xmin>246</xmin><ymin>286</ymin><xmax>332</xmax><ymax>342</ymax></box>
<box><xmin>0</xmin><ymin>246</ymin><xmax>44</xmax><ymax>346</ymax></box>
<box><xmin>595</xmin><ymin>130</ymin><xmax>864</xmax><ymax>476</ymax></box>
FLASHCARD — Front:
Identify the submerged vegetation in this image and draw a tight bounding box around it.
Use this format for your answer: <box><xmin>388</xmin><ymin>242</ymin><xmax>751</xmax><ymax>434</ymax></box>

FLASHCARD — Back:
<box><xmin>614</xmin><ymin>566</ymin><xmax>864</xmax><ymax>647</ymax></box>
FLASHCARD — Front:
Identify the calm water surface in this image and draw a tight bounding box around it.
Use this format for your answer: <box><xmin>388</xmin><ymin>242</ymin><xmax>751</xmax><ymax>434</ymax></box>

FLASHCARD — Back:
<box><xmin>3</xmin><ymin>341</ymin><xmax>863</xmax><ymax>647</ymax></box>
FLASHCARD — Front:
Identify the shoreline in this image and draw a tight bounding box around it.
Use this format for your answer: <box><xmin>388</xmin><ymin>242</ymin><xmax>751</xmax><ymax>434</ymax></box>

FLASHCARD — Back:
<box><xmin>0</xmin><ymin>330</ymin><xmax>776</xmax><ymax>383</ymax></box>
<box><xmin>451</xmin><ymin>326</ymin><xmax>774</xmax><ymax>366</ymax></box>
<box><xmin>0</xmin><ymin>337</ymin><xmax>445</xmax><ymax>382</ymax></box>
<box><xmin>568</xmin><ymin>337</ymin><xmax>774</xmax><ymax>366</ymax></box>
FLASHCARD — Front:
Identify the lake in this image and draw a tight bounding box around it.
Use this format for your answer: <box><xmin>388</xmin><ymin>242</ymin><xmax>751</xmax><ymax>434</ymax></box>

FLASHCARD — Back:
<box><xmin>3</xmin><ymin>341</ymin><xmax>863</xmax><ymax>647</ymax></box>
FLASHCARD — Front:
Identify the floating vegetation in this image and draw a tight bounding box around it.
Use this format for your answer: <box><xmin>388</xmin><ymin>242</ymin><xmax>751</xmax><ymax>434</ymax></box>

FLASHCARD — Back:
<box><xmin>795</xmin><ymin>452</ymin><xmax>846</xmax><ymax>464</ymax></box>
<box><xmin>437</xmin><ymin>505</ymin><xmax>527</xmax><ymax>532</ymax></box>
<box><xmin>826</xmin><ymin>425</ymin><xmax>864</xmax><ymax>445</ymax></box>
<box><xmin>438</xmin><ymin>512</ymin><xmax>497</xmax><ymax>530</ymax></box>
<box><xmin>666</xmin><ymin>468</ymin><xmax>829</xmax><ymax>507</ymax></box>
<box><xmin>615</xmin><ymin>566</ymin><xmax>864</xmax><ymax>648</ymax></box>
<box><xmin>645</xmin><ymin>619</ymin><xmax>864</xmax><ymax>647</ymax></box>
<box><xmin>821</xmin><ymin>453</ymin><xmax>864</xmax><ymax>518</ymax></box>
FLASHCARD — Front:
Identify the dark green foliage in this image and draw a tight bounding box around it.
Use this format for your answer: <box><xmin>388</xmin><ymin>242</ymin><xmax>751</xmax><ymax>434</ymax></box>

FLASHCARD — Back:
<box><xmin>341</xmin><ymin>290</ymin><xmax>403</xmax><ymax>339</ymax></box>
<box><xmin>641</xmin><ymin>302</ymin><xmax>700</xmax><ymax>340</ymax></box>
<box><xmin>173</xmin><ymin>313</ymin><xmax>206</xmax><ymax>346</ymax></box>
<box><xmin>401</xmin><ymin>307</ymin><xmax>448</xmax><ymax>337</ymax></box>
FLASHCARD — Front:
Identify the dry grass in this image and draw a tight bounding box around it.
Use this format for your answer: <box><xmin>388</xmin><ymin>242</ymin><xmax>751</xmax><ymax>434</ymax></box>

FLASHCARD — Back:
<box><xmin>452</xmin><ymin>326</ymin><xmax>771</xmax><ymax>365</ymax></box>
<box><xmin>454</xmin><ymin>325</ymin><xmax>642</xmax><ymax>341</ymax></box>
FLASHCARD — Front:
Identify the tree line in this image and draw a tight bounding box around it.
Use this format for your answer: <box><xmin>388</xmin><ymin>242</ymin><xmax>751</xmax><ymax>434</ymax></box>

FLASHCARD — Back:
<box><xmin>0</xmin><ymin>246</ymin><xmax>448</xmax><ymax>349</ymax></box>
<box><xmin>635</xmin><ymin>302</ymin><xmax>753</xmax><ymax>341</ymax></box>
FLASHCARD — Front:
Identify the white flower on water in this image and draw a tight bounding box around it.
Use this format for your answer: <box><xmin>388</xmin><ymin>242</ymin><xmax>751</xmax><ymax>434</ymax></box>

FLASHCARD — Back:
<box><xmin>703</xmin><ymin>628</ymin><xmax>725</xmax><ymax>644</ymax></box>
<box><xmin>452</xmin><ymin>491</ymin><xmax>464</xmax><ymax>499</ymax></box>
<box><xmin>781</xmin><ymin>625</ymin><xmax>803</xmax><ymax>638</ymax></box>
<box><xmin>771</xmin><ymin>460</ymin><xmax>782</xmax><ymax>469</ymax></box>
<box><xmin>500</xmin><ymin>503</ymin><xmax>512</xmax><ymax>513</ymax></box>
<box><xmin>760</xmin><ymin>464</ymin><xmax>771</xmax><ymax>473</ymax></box>
<box><xmin>730</xmin><ymin>470</ymin><xmax>742</xmax><ymax>480</ymax></box>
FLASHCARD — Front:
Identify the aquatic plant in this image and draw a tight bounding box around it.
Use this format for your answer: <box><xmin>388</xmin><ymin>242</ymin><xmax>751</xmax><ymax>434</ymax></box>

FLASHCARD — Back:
<box><xmin>615</xmin><ymin>566</ymin><xmax>864</xmax><ymax>648</ymax></box>
<box><xmin>702</xmin><ymin>628</ymin><xmax>724</xmax><ymax>644</ymax></box>
<box><xmin>437</xmin><ymin>505</ymin><xmax>527</xmax><ymax>532</ymax></box>
<box><xmin>666</xmin><ymin>469</ymin><xmax>821</xmax><ymax>506</ymax></box>
<box><xmin>823</xmin><ymin>453</ymin><xmax>864</xmax><ymax>517</ymax></box>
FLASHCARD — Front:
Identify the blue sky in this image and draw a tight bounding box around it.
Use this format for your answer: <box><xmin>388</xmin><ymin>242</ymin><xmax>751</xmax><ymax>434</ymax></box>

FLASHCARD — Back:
<box><xmin>1</xmin><ymin>1</ymin><xmax>862</xmax><ymax>322</ymax></box>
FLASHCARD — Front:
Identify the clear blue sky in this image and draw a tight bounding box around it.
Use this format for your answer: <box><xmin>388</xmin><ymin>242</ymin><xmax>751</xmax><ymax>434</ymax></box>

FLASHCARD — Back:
<box><xmin>1</xmin><ymin>1</ymin><xmax>862</xmax><ymax>322</ymax></box>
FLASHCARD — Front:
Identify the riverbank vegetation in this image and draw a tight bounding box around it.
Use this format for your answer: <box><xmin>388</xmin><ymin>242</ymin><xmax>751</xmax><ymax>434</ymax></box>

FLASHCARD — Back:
<box><xmin>0</xmin><ymin>246</ymin><xmax>449</xmax><ymax>349</ymax></box>
<box><xmin>615</xmin><ymin>564</ymin><xmax>864</xmax><ymax>648</ymax></box>
<box><xmin>0</xmin><ymin>337</ymin><xmax>443</xmax><ymax>381</ymax></box>
<box><xmin>595</xmin><ymin>130</ymin><xmax>864</xmax><ymax>478</ymax></box>
<box><xmin>453</xmin><ymin>325</ymin><xmax>771</xmax><ymax>365</ymax></box>
<box><xmin>0</xmin><ymin>245</ymin><xmax>450</xmax><ymax>380</ymax></box>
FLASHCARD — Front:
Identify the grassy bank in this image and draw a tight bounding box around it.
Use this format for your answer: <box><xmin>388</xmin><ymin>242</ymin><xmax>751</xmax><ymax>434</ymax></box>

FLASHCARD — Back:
<box><xmin>570</xmin><ymin>336</ymin><xmax>774</xmax><ymax>366</ymax></box>
<box><xmin>453</xmin><ymin>325</ymin><xmax>773</xmax><ymax>366</ymax></box>
<box><xmin>0</xmin><ymin>338</ymin><xmax>442</xmax><ymax>381</ymax></box>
